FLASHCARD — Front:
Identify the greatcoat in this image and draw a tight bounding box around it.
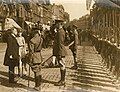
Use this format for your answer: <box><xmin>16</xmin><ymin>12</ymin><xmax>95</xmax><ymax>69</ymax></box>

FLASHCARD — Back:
<box><xmin>4</xmin><ymin>34</ymin><xmax>19</xmax><ymax>66</ymax></box>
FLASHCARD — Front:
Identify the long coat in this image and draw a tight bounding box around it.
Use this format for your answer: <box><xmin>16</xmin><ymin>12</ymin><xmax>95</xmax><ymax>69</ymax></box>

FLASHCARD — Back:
<box><xmin>53</xmin><ymin>28</ymin><xmax>67</xmax><ymax>57</ymax></box>
<box><xmin>4</xmin><ymin>34</ymin><xmax>19</xmax><ymax>66</ymax></box>
<box><xmin>29</xmin><ymin>33</ymin><xmax>43</xmax><ymax>64</ymax></box>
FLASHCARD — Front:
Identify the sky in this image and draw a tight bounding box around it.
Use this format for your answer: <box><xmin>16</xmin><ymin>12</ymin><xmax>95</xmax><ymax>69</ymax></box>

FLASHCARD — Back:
<box><xmin>50</xmin><ymin>0</ymin><xmax>90</xmax><ymax>21</ymax></box>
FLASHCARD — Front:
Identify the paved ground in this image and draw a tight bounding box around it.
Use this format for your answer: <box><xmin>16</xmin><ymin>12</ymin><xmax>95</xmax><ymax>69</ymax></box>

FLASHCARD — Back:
<box><xmin>0</xmin><ymin>42</ymin><xmax>120</xmax><ymax>92</ymax></box>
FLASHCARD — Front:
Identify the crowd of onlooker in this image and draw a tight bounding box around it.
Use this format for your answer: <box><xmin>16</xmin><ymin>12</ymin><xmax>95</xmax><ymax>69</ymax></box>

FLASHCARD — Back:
<box><xmin>1</xmin><ymin>23</ymin><xmax>91</xmax><ymax>48</ymax></box>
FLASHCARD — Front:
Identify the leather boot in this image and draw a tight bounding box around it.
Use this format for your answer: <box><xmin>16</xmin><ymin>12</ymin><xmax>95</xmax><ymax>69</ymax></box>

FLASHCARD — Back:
<box><xmin>55</xmin><ymin>69</ymin><xmax>66</xmax><ymax>86</ymax></box>
<box><xmin>71</xmin><ymin>57</ymin><xmax>78</xmax><ymax>69</ymax></box>
<box><xmin>34</xmin><ymin>73</ymin><xmax>41</xmax><ymax>91</ymax></box>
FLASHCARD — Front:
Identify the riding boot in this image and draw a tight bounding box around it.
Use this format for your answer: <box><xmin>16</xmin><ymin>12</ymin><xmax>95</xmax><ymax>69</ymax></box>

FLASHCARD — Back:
<box><xmin>34</xmin><ymin>72</ymin><xmax>41</xmax><ymax>91</ymax></box>
<box><xmin>55</xmin><ymin>69</ymin><xmax>66</xmax><ymax>86</ymax></box>
<box><xmin>71</xmin><ymin>57</ymin><xmax>78</xmax><ymax>69</ymax></box>
<box><xmin>74</xmin><ymin>57</ymin><xmax>77</xmax><ymax>67</ymax></box>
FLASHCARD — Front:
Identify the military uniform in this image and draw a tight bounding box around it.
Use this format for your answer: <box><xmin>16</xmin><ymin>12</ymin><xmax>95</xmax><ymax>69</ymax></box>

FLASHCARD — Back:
<box><xmin>69</xmin><ymin>24</ymin><xmax>78</xmax><ymax>69</ymax></box>
<box><xmin>29</xmin><ymin>29</ymin><xmax>43</xmax><ymax>91</ymax></box>
<box><xmin>53</xmin><ymin>19</ymin><xmax>67</xmax><ymax>86</ymax></box>
<box><xmin>53</xmin><ymin>28</ymin><xmax>67</xmax><ymax>57</ymax></box>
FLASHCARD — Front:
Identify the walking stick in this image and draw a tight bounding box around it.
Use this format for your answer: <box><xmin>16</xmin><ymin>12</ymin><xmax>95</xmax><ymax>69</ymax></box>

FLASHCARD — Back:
<box><xmin>40</xmin><ymin>55</ymin><xmax>53</xmax><ymax>66</ymax></box>
<box><xmin>28</xmin><ymin>65</ymin><xmax>30</xmax><ymax>87</ymax></box>
<box><xmin>26</xmin><ymin>41</ymin><xmax>31</xmax><ymax>88</ymax></box>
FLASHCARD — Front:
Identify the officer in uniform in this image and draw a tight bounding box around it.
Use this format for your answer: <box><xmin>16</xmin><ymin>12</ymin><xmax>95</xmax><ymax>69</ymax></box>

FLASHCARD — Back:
<box><xmin>53</xmin><ymin>19</ymin><xmax>67</xmax><ymax>86</ymax></box>
<box><xmin>68</xmin><ymin>24</ymin><xmax>79</xmax><ymax>69</ymax></box>
<box><xmin>29</xmin><ymin>27</ymin><xmax>43</xmax><ymax>91</ymax></box>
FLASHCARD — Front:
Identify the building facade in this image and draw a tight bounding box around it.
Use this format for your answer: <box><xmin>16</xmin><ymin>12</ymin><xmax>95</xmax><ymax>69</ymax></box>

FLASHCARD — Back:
<box><xmin>0</xmin><ymin>0</ymin><xmax>69</xmax><ymax>33</ymax></box>
<box><xmin>52</xmin><ymin>3</ymin><xmax>65</xmax><ymax>20</ymax></box>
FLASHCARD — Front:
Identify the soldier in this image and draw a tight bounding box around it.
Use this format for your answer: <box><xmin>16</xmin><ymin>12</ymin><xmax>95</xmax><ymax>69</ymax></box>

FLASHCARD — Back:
<box><xmin>4</xmin><ymin>27</ymin><xmax>19</xmax><ymax>83</ymax></box>
<box><xmin>28</xmin><ymin>27</ymin><xmax>43</xmax><ymax>91</ymax></box>
<box><xmin>53</xmin><ymin>19</ymin><xmax>67</xmax><ymax>86</ymax></box>
<box><xmin>68</xmin><ymin>24</ymin><xmax>79</xmax><ymax>69</ymax></box>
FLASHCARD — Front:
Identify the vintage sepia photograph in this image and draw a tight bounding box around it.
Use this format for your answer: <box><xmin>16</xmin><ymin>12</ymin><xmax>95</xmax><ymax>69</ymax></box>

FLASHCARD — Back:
<box><xmin>0</xmin><ymin>0</ymin><xmax>120</xmax><ymax>92</ymax></box>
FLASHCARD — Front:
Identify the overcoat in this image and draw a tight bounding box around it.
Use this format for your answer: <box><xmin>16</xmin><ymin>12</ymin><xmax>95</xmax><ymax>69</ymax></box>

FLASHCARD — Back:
<box><xmin>4</xmin><ymin>34</ymin><xmax>19</xmax><ymax>66</ymax></box>
<box><xmin>53</xmin><ymin>28</ymin><xmax>67</xmax><ymax>57</ymax></box>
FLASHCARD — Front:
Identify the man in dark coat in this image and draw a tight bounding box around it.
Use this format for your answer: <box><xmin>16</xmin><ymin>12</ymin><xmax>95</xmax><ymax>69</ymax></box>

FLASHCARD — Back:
<box><xmin>53</xmin><ymin>19</ymin><xmax>67</xmax><ymax>86</ymax></box>
<box><xmin>69</xmin><ymin>24</ymin><xmax>79</xmax><ymax>69</ymax></box>
<box><xmin>4</xmin><ymin>27</ymin><xmax>19</xmax><ymax>83</ymax></box>
<box><xmin>29</xmin><ymin>27</ymin><xmax>43</xmax><ymax>91</ymax></box>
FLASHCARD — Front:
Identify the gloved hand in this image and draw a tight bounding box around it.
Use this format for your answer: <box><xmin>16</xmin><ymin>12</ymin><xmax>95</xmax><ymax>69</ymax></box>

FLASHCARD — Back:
<box><xmin>9</xmin><ymin>55</ymin><xmax>13</xmax><ymax>59</ymax></box>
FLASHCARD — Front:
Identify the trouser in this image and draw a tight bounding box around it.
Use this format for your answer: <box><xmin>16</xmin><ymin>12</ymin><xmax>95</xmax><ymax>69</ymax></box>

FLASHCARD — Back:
<box><xmin>34</xmin><ymin>72</ymin><xmax>41</xmax><ymax>87</ymax></box>
<box><xmin>31</xmin><ymin>63</ymin><xmax>41</xmax><ymax>87</ymax></box>
<box><xmin>71</xmin><ymin>49</ymin><xmax>77</xmax><ymax>67</ymax></box>
<box><xmin>9</xmin><ymin>65</ymin><xmax>15</xmax><ymax>83</ymax></box>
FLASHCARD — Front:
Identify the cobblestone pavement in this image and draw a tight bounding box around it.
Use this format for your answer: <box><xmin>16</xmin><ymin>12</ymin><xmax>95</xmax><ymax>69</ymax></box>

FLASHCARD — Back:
<box><xmin>0</xmin><ymin>42</ymin><xmax>120</xmax><ymax>92</ymax></box>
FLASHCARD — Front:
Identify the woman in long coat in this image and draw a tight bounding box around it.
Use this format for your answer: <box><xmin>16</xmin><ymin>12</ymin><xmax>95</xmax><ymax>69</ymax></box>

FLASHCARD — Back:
<box><xmin>4</xmin><ymin>28</ymin><xmax>19</xmax><ymax>83</ymax></box>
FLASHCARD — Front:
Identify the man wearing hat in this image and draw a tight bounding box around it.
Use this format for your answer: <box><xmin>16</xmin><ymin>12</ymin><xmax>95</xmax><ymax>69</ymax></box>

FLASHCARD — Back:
<box><xmin>4</xmin><ymin>27</ymin><xmax>19</xmax><ymax>83</ymax></box>
<box><xmin>53</xmin><ymin>19</ymin><xmax>67</xmax><ymax>86</ymax></box>
<box><xmin>68</xmin><ymin>24</ymin><xmax>79</xmax><ymax>69</ymax></box>
<box><xmin>28</xmin><ymin>27</ymin><xmax>43</xmax><ymax>91</ymax></box>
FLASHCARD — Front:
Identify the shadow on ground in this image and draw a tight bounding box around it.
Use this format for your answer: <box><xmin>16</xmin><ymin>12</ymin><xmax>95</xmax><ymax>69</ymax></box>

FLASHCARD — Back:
<box><xmin>68</xmin><ymin>42</ymin><xmax>118</xmax><ymax>92</ymax></box>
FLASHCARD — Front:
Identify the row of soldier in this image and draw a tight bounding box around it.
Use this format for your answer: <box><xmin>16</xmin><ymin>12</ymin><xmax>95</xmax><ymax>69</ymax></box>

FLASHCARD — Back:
<box><xmin>3</xmin><ymin>19</ymin><xmax>81</xmax><ymax>91</ymax></box>
<box><xmin>91</xmin><ymin>34</ymin><xmax>120</xmax><ymax>85</ymax></box>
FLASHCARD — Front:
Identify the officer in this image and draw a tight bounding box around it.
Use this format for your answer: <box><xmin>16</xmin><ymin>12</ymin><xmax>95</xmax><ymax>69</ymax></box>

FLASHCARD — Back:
<box><xmin>68</xmin><ymin>24</ymin><xmax>79</xmax><ymax>69</ymax></box>
<box><xmin>29</xmin><ymin>27</ymin><xmax>43</xmax><ymax>91</ymax></box>
<box><xmin>53</xmin><ymin>19</ymin><xmax>67</xmax><ymax>86</ymax></box>
<box><xmin>4</xmin><ymin>27</ymin><xmax>19</xmax><ymax>83</ymax></box>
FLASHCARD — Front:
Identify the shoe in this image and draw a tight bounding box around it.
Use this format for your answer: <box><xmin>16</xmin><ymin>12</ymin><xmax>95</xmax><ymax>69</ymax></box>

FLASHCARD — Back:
<box><xmin>54</xmin><ymin>80</ymin><xmax>65</xmax><ymax>86</ymax></box>
<box><xmin>33</xmin><ymin>87</ymin><xmax>40</xmax><ymax>91</ymax></box>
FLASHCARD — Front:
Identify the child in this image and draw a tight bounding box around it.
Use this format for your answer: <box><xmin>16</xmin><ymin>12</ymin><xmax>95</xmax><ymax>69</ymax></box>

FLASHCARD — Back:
<box><xmin>16</xmin><ymin>29</ymin><xmax>27</xmax><ymax>76</ymax></box>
